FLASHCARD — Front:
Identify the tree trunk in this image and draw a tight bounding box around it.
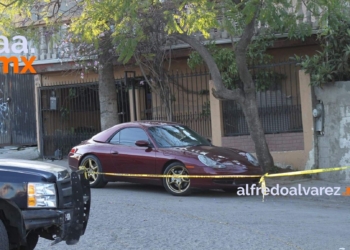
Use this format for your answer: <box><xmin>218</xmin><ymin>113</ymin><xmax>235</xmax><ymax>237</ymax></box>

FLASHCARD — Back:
<box><xmin>98</xmin><ymin>33</ymin><xmax>119</xmax><ymax>130</ymax></box>
<box><xmin>240</xmin><ymin>92</ymin><xmax>274</xmax><ymax>173</ymax></box>
<box><xmin>162</xmin><ymin>83</ymin><xmax>173</xmax><ymax>121</ymax></box>
<box><xmin>234</xmin><ymin>9</ymin><xmax>274</xmax><ymax>173</ymax></box>
<box><xmin>165</xmin><ymin>91</ymin><xmax>173</xmax><ymax>121</ymax></box>
<box><xmin>172</xmin><ymin>7</ymin><xmax>275</xmax><ymax>173</ymax></box>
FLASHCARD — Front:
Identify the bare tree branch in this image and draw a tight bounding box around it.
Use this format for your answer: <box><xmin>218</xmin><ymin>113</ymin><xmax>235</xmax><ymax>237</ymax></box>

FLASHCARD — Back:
<box><xmin>171</xmin><ymin>33</ymin><xmax>244</xmax><ymax>102</ymax></box>
<box><xmin>235</xmin><ymin>7</ymin><xmax>259</xmax><ymax>94</ymax></box>
<box><xmin>0</xmin><ymin>0</ymin><xmax>17</xmax><ymax>8</ymax></box>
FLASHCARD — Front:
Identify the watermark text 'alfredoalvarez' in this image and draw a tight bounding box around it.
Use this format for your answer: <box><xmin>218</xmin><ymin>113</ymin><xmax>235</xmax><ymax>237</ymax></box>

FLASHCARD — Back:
<box><xmin>237</xmin><ymin>184</ymin><xmax>350</xmax><ymax>196</ymax></box>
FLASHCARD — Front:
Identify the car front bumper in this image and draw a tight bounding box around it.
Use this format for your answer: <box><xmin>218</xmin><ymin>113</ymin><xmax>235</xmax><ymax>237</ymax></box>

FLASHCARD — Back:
<box><xmin>22</xmin><ymin>170</ymin><xmax>90</xmax><ymax>245</ymax></box>
<box><xmin>188</xmin><ymin>166</ymin><xmax>263</xmax><ymax>189</ymax></box>
<box><xmin>190</xmin><ymin>177</ymin><xmax>261</xmax><ymax>189</ymax></box>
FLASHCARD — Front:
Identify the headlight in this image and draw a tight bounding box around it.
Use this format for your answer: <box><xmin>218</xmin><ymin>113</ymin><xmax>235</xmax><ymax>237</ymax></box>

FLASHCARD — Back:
<box><xmin>246</xmin><ymin>153</ymin><xmax>259</xmax><ymax>167</ymax></box>
<box><xmin>198</xmin><ymin>155</ymin><xmax>226</xmax><ymax>169</ymax></box>
<box><xmin>27</xmin><ymin>183</ymin><xmax>57</xmax><ymax>208</ymax></box>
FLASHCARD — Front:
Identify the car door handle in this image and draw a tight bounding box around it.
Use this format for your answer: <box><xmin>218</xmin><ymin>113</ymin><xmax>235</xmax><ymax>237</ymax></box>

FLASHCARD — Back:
<box><xmin>111</xmin><ymin>151</ymin><xmax>119</xmax><ymax>155</ymax></box>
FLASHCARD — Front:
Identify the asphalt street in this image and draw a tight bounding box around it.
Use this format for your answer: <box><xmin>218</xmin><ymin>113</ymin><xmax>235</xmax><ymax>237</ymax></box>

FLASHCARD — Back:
<box><xmin>36</xmin><ymin>180</ymin><xmax>350</xmax><ymax>250</ymax></box>
<box><xmin>1</xmin><ymin>149</ymin><xmax>348</xmax><ymax>249</ymax></box>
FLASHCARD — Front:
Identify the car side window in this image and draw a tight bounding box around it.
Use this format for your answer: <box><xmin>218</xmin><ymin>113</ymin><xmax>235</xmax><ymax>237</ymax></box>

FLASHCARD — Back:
<box><xmin>110</xmin><ymin>131</ymin><xmax>120</xmax><ymax>144</ymax></box>
<box><xmin>116</xmin><ymin>128</ymin><xmax>149</xmax><ymax>146</ymax></box>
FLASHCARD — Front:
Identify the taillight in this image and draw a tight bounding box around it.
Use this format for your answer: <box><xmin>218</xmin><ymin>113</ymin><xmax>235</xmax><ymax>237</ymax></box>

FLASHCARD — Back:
<box><xmin>70</xmin><ymin>147</ymin><xmax>78</xmax><ymax>154</ymax></box>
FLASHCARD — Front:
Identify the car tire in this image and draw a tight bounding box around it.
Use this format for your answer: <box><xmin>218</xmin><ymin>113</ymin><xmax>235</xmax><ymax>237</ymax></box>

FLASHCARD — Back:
<box><xmin>80</xmin><ymin>155</ymin><xmax>108</xmax><ymax>188</ymax></box>
<box><xmin>163</xmin><ymin>162</ymin><xmax>191</xmax><ymax>196</ymax></box>
<box><xmin>0</xmin><ymin>220</ymin><xmax>9</xmax><ymax>250</ymax></box>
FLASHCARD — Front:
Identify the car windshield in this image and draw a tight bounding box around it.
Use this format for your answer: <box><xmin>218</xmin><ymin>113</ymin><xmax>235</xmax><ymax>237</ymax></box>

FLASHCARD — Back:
<box><xmin>148</xmin><ymin>125</ymin><xmax>211</xmax><ymax>148</ymax></box>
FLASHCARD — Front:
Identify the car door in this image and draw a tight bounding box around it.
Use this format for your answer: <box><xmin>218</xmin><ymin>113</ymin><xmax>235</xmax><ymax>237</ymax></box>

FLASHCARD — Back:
<box><xmin>108</xmin><ymin>127</ymin><xmax>156</xmax><ymax>182</ymax></box>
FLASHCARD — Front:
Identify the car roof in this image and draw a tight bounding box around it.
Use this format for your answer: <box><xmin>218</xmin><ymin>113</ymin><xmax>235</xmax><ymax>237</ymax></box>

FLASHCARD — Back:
<box><xmin>123</xmin><ymin>120</ymin><xmax>182</xmax><ymax>128</ymax></box>
<box><xmin>91</xmin><ymin>120</ymin><xmax>182</xmax><ymax>142</ymax></box>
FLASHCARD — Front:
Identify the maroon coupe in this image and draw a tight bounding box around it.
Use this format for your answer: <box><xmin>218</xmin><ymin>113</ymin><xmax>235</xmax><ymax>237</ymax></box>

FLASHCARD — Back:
<box><xmin>68</xmin><ymin>121</ymin><xmax>263</xmax><ymax>196</ymax></box>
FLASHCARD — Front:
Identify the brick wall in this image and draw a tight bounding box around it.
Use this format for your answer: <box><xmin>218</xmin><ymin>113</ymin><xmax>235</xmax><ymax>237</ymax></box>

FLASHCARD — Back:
<box><xmin>222</xmin><ymin>132</ymin><xmax>304</xmax><ymax>152</ymax></box>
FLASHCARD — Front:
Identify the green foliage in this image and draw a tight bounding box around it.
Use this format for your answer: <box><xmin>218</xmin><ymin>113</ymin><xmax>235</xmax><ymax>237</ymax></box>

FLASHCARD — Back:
<box><xmin>68</xmin><ymin>0</ymin><xmax>219</xmax><ymax>63</ymax></box>
<box><xmin>1</xmin><ymin>0</ymin><xmax>344</xmax><ymax>66</ymax></box>
<box><xmin>188</xmin><ymin>43</ymin><xmax>239</xmax><ymax>88</ymax></box>
<box><xmin>187</xmin><ymin>35</ymin><xmax>284</xmax><ymax>91</ymax></box>
<box><xmin>2</xmin><ymin>0</ymin><xmax>349</xmax><ymax>90</ymax></box>
<box><xmin>200</xmin><ymin>101</ymin><xmax>211</xmax><ymax>117</ymax></box>
<box><xmin>296</xmin><ymin>19</ymin><xmax>350</xmax><ymax>86</ymax></box>
<box><xmin>164</xmin><ymin>0</ymin><xmax>219</xmax><ymax>38</ymax></box>
<box><xmin>60</xmin><ymin>107</ymin><xmax>70</xmax><ymax>120</ymax></box>
<box><xmin>253</xmin><ymin>71</ymin><xmax>287</xmax><ymax>91</ymax></box>
<box><xmin>68</xmin><ymin>88</ymin><xmax>77</xmax><ymax>98</ymax></box>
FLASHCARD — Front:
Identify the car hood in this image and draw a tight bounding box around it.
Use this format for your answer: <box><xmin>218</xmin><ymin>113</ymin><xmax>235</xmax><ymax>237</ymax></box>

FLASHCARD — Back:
<box><xmin>0</xmin><ymin>159</ymin><xmax>71</xmax><ymax>182</ymax></box>
<box><xmin>162</xmin><ymin>146</ymin><xmax>261</xmax><ymax>169</ymax></box>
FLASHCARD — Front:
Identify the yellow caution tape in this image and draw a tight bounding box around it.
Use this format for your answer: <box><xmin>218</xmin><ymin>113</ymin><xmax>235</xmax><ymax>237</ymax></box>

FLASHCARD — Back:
<box><xmin>258</xmin><ymin>166</ymin><xmax>350</xmax><ymax>202</ymax></box>
<box><xmin>79</xmin><ymin>165</ymin><xmax>350</xmax><ymax>202</ymax></box>
<box><xmin>78</xmin><ymin>166</ymin><xmax>261</xmax><ymax>179</ymax></box>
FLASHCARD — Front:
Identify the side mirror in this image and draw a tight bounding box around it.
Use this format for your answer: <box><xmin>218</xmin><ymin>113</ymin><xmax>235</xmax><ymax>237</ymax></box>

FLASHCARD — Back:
<box><xmin>135</xmin><ymin>140</ymin><xmax>150</xmax><ymax>147</ymax></box>
<box><xmin>207</xmin><ymin>138</ymin><xmax>211</xmax><ymax>143</ymax></box>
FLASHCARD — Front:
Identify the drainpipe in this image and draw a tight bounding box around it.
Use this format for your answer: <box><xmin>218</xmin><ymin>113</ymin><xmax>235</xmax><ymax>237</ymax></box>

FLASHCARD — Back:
<box><xmin>38</xmin><ymin>74</ymin><xmax>44</xmax><ymax>159</ymax></box>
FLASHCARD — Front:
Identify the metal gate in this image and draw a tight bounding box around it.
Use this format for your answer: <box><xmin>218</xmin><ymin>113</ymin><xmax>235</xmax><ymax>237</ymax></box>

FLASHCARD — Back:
<box><xmin>39</xmin><ymin>75</ymin><xmax>134</xmax><ymax>158</ymax></box>
<box><xmin>0</xmin><ymin>68</ymin><xmax>37</xmax><ymax>146</ymax></box>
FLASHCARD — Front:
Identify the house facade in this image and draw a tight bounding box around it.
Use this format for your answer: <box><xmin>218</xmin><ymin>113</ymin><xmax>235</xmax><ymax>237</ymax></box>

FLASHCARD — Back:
<box><xmin>31</xmin><ymin>43</ymin><xmax>319</xmax><ymax>173</ymax></box>
<box><xmin>1</xmin><ymin>2</ymin><xmax>327</xmax><ymax>175</ymax></box>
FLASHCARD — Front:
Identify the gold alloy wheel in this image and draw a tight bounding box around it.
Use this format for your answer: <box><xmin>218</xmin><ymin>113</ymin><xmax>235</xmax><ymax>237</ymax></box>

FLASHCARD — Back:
<box><xmin>165</xmin><ymin>165</ymin><xmax>190</xmax><ymax>194</ymax></box>
<box><xmin>80</xmin><ymin>155</ymin><xmax>108</xmax><ymax>188</ymax></box>
<box><xmin>83</xmin><ymin>158</ymin><xmax>99</xmax><ymax>185</ymax></box>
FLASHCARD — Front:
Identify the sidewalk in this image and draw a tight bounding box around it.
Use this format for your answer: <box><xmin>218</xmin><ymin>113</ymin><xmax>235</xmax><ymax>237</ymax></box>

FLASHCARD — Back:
<box><xmin>265</xmin><ymin>176</ymin><xmax>350</xmax><ymax>192</ymax></box>
<box><xmin>0</xmin><ymin>146</ymin><xmax>40</xmax><ymax>160</ymax></box>
<box><xmin>0</xmin><ymin>145</ymin><xmax>69</xmax><ymax>167</ymax></box>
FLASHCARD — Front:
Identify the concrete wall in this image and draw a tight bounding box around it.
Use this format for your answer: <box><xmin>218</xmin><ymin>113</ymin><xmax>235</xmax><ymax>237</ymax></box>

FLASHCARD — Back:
<box><xmin>222</xmin><ymin>132</ymin><xmax>304</xmax><ymax>152</ymax></box>
<box><xmin>315</xmin><ymin>82</ymin><xmax>350</xmax><ymax>182</ymax></box>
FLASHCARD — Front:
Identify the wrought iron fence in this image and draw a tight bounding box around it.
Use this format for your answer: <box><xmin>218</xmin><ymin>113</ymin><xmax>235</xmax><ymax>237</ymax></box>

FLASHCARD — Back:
<box><xmin>222</xmin><ymin>61</ymin><xmax>303</xmax><ymax>136</ymax></box>
<box><xmin>39</xmin><ymin>76</ymin><xmax>131</xmax><ymax>157</ymax></box>
<box><xmin>40</xmin><ymin>83</ymin><xmax>101</xmax><ymax>157</ymax></box>
<box><xmin>39</xmin><ymin>68</ymin><xmax>212</xmax><ymax>157</ymax></box>
<box><xmin>141</xmin><ymin>68</ymin><xmax>212</xmax><ymax>138</ymax></box>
